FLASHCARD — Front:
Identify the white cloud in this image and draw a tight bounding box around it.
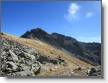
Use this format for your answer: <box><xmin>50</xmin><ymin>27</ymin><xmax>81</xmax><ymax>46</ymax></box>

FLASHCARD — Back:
<box><xmin>85</xmin><ymin>12</ymin><xmax>93</xmax><ymax>18</ymax></box>
<box><xmin>65</xmin><ymin>3</ymin><xmax>93</xmax><ymax>22</ymax></box>
<box><xmin>65</xmin><ymin>3</ymin><xmax>80</xmax><ymax>21</ymax></box>
<box><xmin>68</xmin><ymin>3</ymin><xmax>79</xmax><ymax>15</ymax></box>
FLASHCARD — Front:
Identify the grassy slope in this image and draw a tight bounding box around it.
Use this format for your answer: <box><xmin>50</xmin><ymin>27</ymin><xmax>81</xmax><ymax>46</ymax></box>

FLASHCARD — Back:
<box><xmin>1</xmin><ymin>34</ymin><xmax>94</xmax><ymax>76</ymax></box>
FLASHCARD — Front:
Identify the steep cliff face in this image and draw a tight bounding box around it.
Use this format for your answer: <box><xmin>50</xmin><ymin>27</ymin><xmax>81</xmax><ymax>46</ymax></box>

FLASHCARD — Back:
<box><xmin>21</xmin><ymin>28</ymin><xmax>101</xmax><ymax>65</ymax></box>
<box><xmin>0</xmin><ymin>33</ymin><xmax>101</xmax><ymax>77</ymax></box>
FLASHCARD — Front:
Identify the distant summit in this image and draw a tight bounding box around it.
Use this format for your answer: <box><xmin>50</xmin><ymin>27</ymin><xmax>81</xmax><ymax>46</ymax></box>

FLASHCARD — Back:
<box><xmin>21</xmin><ymin>28</ymin><xmax>101</xmax><ymax>65</ymax></box>
<box><xmin>21</xmin><ymin>28</ymin><xmax>49</xmax><ymax>39</ymax></box>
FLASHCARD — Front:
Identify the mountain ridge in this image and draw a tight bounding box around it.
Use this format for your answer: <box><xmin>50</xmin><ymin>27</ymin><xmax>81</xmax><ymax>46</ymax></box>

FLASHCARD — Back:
<box><xmin>21</xmin><ymin>28</ymin><xmax>101</xmax><ymax>65</ymax></box>
<box><xmin>1</xmin><ymin>33</ymin><xmax>101</xmax><ymax>77</ymax></box>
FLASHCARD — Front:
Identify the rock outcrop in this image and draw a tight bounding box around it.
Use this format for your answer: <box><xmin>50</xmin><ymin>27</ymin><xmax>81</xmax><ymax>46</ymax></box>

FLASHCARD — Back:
<box><xmin>0</xmin><ymin>37</ymin><xmax>65</xmax><ymax>77</ymax></box>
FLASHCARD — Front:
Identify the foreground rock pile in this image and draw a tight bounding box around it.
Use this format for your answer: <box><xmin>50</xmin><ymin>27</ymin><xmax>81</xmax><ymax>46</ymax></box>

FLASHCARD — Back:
<box><xmin>0</xmin><ymin>38</ymin><xmax>65</xmax><ymax>77</ymax></box>
<box><xmin>0</xmin><ymin>35</ymin><xmax>102</xmax><ymax>77</ymax></box>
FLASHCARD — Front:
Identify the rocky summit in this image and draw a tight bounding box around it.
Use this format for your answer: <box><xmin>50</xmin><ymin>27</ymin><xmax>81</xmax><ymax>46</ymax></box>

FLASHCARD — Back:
<box><xmin>21</xmin><ymin>28</ymin><xmax>101</xmax><ymax>65</ymax></box>
<box><xmin>0</xmin><ymin>33</ymin><xmax>102</xmax><ymax>77</ymax></box>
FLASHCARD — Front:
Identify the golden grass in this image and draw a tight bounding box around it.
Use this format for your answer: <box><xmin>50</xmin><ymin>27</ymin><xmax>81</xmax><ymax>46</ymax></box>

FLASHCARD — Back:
<box><xmin>1</xmin><ymin>34</ymin><xmax>94</xmax><ymax>76</ymax></box>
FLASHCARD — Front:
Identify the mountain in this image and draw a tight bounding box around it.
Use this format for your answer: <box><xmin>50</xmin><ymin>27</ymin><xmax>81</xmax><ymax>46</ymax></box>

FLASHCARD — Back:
<box><xmin>21</xmin><ymin>28</ymin><xmax>101</xmax><ymax>66</ymax></box>
<box><xmin>1</xmin><ymin>33</ymin><xmax>101</xmax><ymax>77</ymax></box>
<box><xmin>21</xmin><ymin>28</ymin><xmax>61</xmax><ymax>48</ymax></box>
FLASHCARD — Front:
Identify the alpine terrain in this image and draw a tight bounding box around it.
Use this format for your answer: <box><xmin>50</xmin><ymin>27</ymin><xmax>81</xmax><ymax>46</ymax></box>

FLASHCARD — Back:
<box><xmin>0</xmin><ymin>28</ymin><xmax>102</xmax><ymax>77</ymax></box>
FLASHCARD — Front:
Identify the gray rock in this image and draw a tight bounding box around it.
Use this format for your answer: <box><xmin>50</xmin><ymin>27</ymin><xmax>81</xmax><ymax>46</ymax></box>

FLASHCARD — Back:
<box><xmin>0</xmin><ymin>38</ymin><xmax>66</xmax><ymax>77</ymax></box>
<box><xmin>15</xmin><ymin>70</ymin><xmax>33</xmax><ymax>76</ymax></box>
<box><xmin>2</xmin><ymin>61</ymin><xmax>18</xmax><ymax>72</ymax></box>
<box><xmin>31</xmin><ymin>62</ymin><xmax>41</xmax><ymax>72</ymax></box>
<box><xmin>8</xmin><ymin>50</ymin><xmax>19</xmax><ymax>62</ymax></box>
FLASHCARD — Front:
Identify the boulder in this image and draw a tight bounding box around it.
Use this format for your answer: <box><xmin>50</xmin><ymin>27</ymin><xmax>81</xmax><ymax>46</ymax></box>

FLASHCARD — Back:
<box><xmin>8</xmin><ymin>50</ymin><xmax>19</xmax><ymax>62</ymax></box>
<box><xmin>15</xmin><ymin>70</ymin><xmax>33</xmax><ymax>76</ymax></box>
<box><xmin>87</xmin><ymin>67</ymin><xmax>97</xmax><ymax>76</ymax></box>
<box><xmin>31</xmin><ymin>62</ymin><xmax>41</xmax><ymax>72</ymax></box>
<box><xmin>23</xmin><ymin>52</ymin><xmax>36</xmax><ymax>62</ymax></box>
<box><xmin>2</xmin><ymin>61</ymin><xmax>18</xmax><ymax>73</ymax></box>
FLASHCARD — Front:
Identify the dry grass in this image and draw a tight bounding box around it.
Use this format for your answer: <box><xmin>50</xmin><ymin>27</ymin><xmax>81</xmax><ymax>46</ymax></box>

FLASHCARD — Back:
<box><xmin>1</xmin><ymin>34</ymin><xmax>94</xmax><ymax>76</ymax></box>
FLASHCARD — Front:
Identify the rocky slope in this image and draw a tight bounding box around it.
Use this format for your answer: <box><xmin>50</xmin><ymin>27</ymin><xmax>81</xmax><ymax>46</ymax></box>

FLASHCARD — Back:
<box><xmin>21</xmin><ymin>28</ymin><xmax>101</xmax><ymax>65</ymax></box>
<box><xmin>0</xmin><ymin>33</ymin><xmax>102</xmax><ymax>77</ymax></box>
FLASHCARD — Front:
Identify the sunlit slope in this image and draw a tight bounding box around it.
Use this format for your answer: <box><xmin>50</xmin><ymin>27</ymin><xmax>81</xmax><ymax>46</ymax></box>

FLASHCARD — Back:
<box><xmin>1</xmin><ymin>33</ymin><xmax>94</xmax><ymax>76</ymax></box>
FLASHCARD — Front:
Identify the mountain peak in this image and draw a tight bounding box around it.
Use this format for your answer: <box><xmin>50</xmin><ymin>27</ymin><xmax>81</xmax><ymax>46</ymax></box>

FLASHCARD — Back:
<box><xmin>21</xmin><ymin>28</ymin><xmax>49</xmax><ymax>38</ymax></box>
<box><xmin>30</xmin><ymin>28</ymin><xmax>48</xmax><ymax>34</ymax></box>
<box><xmin>31</xmin><ymin>28</ymin><xmax>44</xmax><ymax>32</ymax></box>
<box><xmin>21</xmin><ymin>28</ymin><xmax>101</xmax><ymax>65</ymax></box>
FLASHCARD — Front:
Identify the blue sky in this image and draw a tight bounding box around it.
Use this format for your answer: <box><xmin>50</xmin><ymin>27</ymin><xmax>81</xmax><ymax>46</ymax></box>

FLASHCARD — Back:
<box><xmin>1</xmin><ymin>1</ymin><xmax>101</xmax><ymax>43</ymax></box>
